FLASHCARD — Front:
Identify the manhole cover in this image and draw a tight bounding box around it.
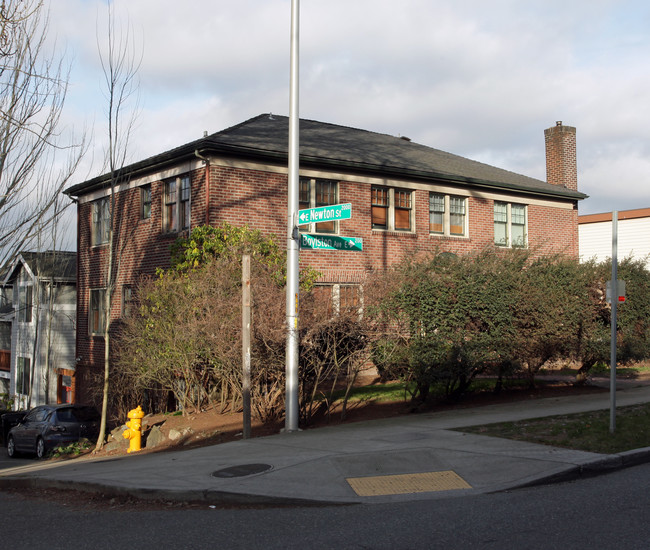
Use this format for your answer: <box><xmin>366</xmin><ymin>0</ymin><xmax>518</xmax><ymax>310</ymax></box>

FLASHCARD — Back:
<box><xmin>212</xmin><ymin>463</ymin><xmax>273</xmax><ymax>478</ymax></box>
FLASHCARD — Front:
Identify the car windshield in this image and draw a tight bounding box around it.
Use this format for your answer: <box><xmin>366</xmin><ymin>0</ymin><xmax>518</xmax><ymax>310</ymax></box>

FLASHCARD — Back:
<box><xmin>56</xmin><ymin>407</ymin><xmax>100</xmax><ymax>423</ymax></box>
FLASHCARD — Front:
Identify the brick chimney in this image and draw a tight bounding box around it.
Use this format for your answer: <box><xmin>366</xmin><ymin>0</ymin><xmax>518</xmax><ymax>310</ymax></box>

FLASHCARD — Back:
<box><xmin>544</xmin><ymin>121</ymin><xmax>577</xmax><ymax>190</ymax></box>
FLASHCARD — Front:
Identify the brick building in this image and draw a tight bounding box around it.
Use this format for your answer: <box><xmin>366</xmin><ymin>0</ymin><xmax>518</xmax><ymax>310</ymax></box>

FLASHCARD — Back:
<box><xmin>63</xmin><ymin>115</ymin><xmax>586</xmax><ymax>404</ymax></box>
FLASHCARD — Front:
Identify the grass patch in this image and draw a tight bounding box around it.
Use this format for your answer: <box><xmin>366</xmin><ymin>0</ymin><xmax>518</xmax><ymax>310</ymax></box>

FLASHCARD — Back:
<box><xmin>324</xmin><ymin>382</ymin><xmax>410</xmax><ymax>404</ymax></box>
<box><xmin>459</xmin><ymin>403</ymin><xmax>650</xmax><ymax>454</ymax></box>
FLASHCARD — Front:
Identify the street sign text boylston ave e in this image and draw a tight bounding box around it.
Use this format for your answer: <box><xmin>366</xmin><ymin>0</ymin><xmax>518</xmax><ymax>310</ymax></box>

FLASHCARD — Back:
<box><xmin>297</xmin><ymin>202</ymin><xmax>352</xmax><ymax>225</ymax></box>
<box><xmin>300</xmin><ymin>234</ymin><xmax>363</xmax><ymax>251</ymax></box>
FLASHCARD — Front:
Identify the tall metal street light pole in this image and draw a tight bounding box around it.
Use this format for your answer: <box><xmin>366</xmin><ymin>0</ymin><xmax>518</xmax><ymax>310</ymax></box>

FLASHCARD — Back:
<box><xmin>285</xmin><ymin>0</ymin><xmax>300</xmax><ymax>433</ymax></box>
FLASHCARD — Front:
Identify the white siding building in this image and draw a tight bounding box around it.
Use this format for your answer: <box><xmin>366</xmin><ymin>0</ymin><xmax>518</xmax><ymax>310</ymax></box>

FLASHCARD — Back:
<box><xmin>1</xmin><ymin>252</ymin><xmax>76</xmax><ymax>409</ymax></box>
<box><xmin>578</xmin><ymin>208</ymin><xmax>650</xmax><ymax>266</ymax></box>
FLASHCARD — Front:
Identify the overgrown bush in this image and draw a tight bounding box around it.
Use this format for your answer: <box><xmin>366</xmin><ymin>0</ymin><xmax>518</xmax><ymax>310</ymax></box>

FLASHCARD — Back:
<box><xmin>365</xmin><ymin>249</ymin><xmax>650</xmax><ymax>404</ymax></box>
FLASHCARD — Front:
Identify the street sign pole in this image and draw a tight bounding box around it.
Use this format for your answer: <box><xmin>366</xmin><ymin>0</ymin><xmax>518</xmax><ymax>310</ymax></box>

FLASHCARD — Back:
<box><xmin>285</xmin><ymin>0</ymin><xmax>300</xmax><ymax>433</ymax></box>
<box><xmin>610</xmin><ymin>210</ymin><xmax>618</xmax><ymax>434</ymax></box>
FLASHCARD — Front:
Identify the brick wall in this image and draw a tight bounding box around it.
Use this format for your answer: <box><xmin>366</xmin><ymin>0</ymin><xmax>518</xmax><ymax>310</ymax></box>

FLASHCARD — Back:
<box><xmin>73</xmin><ymin>163</ymin><xmax>579</xmax><ymax>404</ymax></box>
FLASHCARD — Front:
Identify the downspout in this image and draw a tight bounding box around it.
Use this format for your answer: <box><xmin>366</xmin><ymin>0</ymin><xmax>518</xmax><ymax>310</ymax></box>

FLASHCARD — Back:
<box><xmin>195</xmin><ymin>150</ymin><xmax>211</xmax><ymax>226</ymax></box>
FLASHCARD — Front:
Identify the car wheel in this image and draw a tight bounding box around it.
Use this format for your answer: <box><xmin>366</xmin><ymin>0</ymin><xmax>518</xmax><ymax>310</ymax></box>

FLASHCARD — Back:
<box><xmin>7</xmin><ymin>435</ymin><xmax>16</xmax><ymax>458</ymax></box>
<box><xmin>35</xmin><ymin>437</ymin><xmax>46</xmax><ymax>459</ymax></box>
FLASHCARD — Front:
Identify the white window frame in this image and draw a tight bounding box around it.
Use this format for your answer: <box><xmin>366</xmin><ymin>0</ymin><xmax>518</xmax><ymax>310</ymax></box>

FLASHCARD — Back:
<box><xmin>299</xmin><ymin>177</ymin><xmax>339</xmax><ymax>234</ymax></box>
<box><xmin>494</xmin><ymin>202</ymin><xmax>527</xmax><ymax>248</ymax></box>
<box><xmin>429</xmin><ymin>193</ymin><xmax>467</xmax><ymax>237</ymax></box>
<box><xmin>89</xmin><ymin>288</ymin><xmax>107</xmax><ymax>336</ymax></box>
<box><xmin>371</xmin><ymin>186</ymin><xmax>414</xmax><ymax>232</ymax></box>
<box><xmin>163</xmin><ymin>175</ymin><xmax>191</xmax><ymax>233</ymax></box>
<box><xmin>122</xmin><ymin>285</ymin><xmax>133</xmax><ymax>318</ymax></box>
<box><xmin>331</xmin><ymin>284</ymin><xmax>363</xmax><ymax>317</ymax></box>
<box><xmin>141</xmin><ymin>185</ymin><xmax>152</xmax><ymax>220</ymax></box>
<box><xmin>16</xmin><ymin>356</ymin><xmax>30</xmax><ymax>396</ymax></box>
<box><xmin>92</xmin><ymin>197</ymin><xmax>110</xmax><ymax>246</ymax></box>
<box><xmin>17</xmin><ymin>283</ymin><xmax>33</xmax><ymax>323</ymax></box>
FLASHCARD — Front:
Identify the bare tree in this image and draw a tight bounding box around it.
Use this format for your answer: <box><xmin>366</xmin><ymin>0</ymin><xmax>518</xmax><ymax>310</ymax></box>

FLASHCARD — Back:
<box><xmin>94</xmin><ymin>5</ymin><xmax>141</xmax><ymax>451</ymax></box>
<box><xmin>0</xmin><ymin>1</ymin><xmax>85</xmax><ymax>266</ymax></box>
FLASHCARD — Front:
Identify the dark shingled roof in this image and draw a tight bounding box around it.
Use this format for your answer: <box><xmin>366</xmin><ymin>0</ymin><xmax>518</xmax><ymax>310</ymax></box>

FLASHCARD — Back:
<box><xmin>3</xmin><ymin>251</ymin><xmax>76</xmax><ymax>283</ymax></box>
<box><xmin>64</xmin><ymin>114</ymin><xmax>587</xmax><ymax>201</ymax></box>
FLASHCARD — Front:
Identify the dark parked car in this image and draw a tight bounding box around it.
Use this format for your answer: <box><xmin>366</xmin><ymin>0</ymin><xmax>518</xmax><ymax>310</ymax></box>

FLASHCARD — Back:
<box><xmin>6</xmin><ymin>404</ymin><xmax>100</xmax><ymax>459</ymax></box>
<box><xmin>0</xmin><ymin>410</ymin><xmax>26</xmax><ymax>445</ymax></box>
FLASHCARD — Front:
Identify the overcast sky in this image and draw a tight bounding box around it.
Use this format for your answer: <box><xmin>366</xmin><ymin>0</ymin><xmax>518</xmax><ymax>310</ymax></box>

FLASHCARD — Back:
<box><xmin>50</xmin><ymin>0</ymin><xmax>650</xmax><ymax>216</ymax></box>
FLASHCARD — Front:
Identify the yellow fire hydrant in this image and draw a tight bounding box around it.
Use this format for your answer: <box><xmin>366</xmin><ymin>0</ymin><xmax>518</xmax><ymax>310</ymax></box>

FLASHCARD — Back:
<box><xmin>123</xmin><ymin>405</ymin><xmax>145</xmax><ymax>453</ymax></box>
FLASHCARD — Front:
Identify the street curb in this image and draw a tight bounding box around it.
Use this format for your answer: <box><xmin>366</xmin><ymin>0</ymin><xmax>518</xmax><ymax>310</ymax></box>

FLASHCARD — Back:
<box><xmin>0</xmin><ymin>476</ymin><xmax>351</xmax><ymax>507</ymax></box>
<box><xmin>504</xmin><ymin>446</ymin><xmax>650</xmax><ymax>491</ymax></box>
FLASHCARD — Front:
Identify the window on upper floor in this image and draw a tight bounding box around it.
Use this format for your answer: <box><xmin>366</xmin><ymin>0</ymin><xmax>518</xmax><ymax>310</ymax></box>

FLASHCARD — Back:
<box><xmin>429</xmin><ymin>193</ymin><xmax>467</xmax><ymax>236</ymax></box>
<box><xmin>92</xmin><ymin>197</ymin><xmax>110</xmax><ymax>245</ymax></box>
<box><xmin>163</xmin><ymin>175</ymin><xmax>191</xmax><ymax>233</ymax></box>
<box><xmin>494</xmin><ymin>202</ymin><xmax>527</xmax><ymax>248</ymax></box>
<box><xmin>299</xmin><ymin>177</ymin><xmax>338</xmax><ymax>234</ymax></box>
<box><xmin>141</xmin><ymin>185</ymin><xmax>151</xmax><ymax>220</ymax></box>
<box><xmin>89</xmin><ymin>288</ymin><xmax>106</xmax><ymax>336</ymax></box>
<box><xmin>18</xmin><ymin>284</ymin><xmax>32</xmax><ymax>323</ymax></box>
<box><xmin>371</xmin><ymin>186</ymin><xmax>413</xmax><ymax>231</ymax></box>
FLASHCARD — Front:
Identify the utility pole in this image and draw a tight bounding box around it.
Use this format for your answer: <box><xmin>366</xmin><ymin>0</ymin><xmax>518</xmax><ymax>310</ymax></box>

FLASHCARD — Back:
<box><xmin>285</xmin><ymin>0</ymin><xmax>300</xmax><ymax>432</ymax></box>
<box><xmin>242</xmin><ymin>254</ymin><xmax>251</xmax><ymax>439</ymax></box>
<box><xmin>610</xmin><ymin>211</ymin><xmax>618</xmax><ymax>434</ymax></box>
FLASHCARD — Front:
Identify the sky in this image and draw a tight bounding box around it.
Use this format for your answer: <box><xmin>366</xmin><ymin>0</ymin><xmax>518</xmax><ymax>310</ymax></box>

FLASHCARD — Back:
<box><xmin>48</xmin><ymin>0</ymin><xmax>650</xmax><ymax>218</ymax></box>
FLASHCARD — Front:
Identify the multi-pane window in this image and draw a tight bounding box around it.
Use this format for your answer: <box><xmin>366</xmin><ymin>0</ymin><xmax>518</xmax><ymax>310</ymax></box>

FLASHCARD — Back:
<box><xmin>122</xmin><ymin>285</ymin><xmax>133</xmax><ymax>317</ymax></box>
<box><xmin>429</xmin><ymin>193</ymin><xmax>467</xmax><ymax>236</ymax></box>
<box><xmin>18</xmin><ymin>285</ymin><xmax>32</xmax><ymax>323</ymax></box>
<box><xmin>89</xmin><ymin>289</ymin><xmax>106</xmax><ymax>335</ymax></box>
<box><xmin>163</xmin><ymin>175</ymin><xmax>191</xmax><ymax>233</ymax></box>
<box><xmin>299</xmin><ymin>177</ymin><xmax>338</xmax><ymax>234</ymax></box>
<box><xmin>320</xmin><ymin>284</ymin><xmax>362</xmax><ymax>317</ymax></box>
<box><xmin>371</xmin><ymin>187</ymin><xmax>389</xmax><ymax>229</ymax></box>
<box><xmin>371</xmin><ymin>186</ymin><xmax>413</xmax><ymax>231</ymax></box>
<box><xmin>394</xmin><ymin>190</ymin><xmax>412</xmax><ymax>231</ymax></box>
<box><xmin>16</xmin><ymin>357</ymin><xmax>30</xmax><ymax>395</ymax></box>
<box><xmin>494</xmin><ymin>202</ymin><xmax>527</xmax><ymax>248</ymax></box>
<box><xmin>141</xmin><ymin>185</ymin><xmax>151</xmax><ymax>220</ymax></box>
<box><xmin>92</xmin><ymin>197</ymin><xmax>110</xmax><ymax>245</ymax></box>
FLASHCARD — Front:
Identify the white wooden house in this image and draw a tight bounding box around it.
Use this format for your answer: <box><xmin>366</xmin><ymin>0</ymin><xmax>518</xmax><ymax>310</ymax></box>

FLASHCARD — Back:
<box><xmin>579</xmin><ymin>208</ymin><xmax>650</xmax><ymax>267</ymax></box>
<box><xmin>0</xmin><ymin>252</ymin><xmax>76</xmax><ymax>409</ymax></box>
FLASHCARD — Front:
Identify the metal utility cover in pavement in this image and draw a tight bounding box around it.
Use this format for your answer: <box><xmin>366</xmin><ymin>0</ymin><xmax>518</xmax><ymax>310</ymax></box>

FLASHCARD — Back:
<box><xmin>212</xmin><ymin>463</ymin><xmax>273</xmax><ymax>478</ymax></box>
<box><xmin>346</xmin><ymin>471</ymin><xmax>471</xmax><ymax>496</ymax></box>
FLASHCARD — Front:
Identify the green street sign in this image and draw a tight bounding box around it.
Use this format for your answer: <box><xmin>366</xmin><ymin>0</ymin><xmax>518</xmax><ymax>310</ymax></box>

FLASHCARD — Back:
<box><xmin>300</xmin><ymin>234</ymin><xmax>363</xmax><ymax>251</ymax></box>
<box><xmin>297</xmin><ymin>203</ymin><xmax>352</xmax><ymax>225</ymax></box>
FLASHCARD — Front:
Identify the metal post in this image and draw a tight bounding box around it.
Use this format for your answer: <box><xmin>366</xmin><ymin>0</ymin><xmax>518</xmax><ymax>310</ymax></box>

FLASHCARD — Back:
<box><xmin>242</xmin><ymin>254</ymin><xmax>251</xmax><ymax>439</ymax></box>
<box><xmin>610</xmin><ymin>211</ymin><xmax>618</xmax><ymax>434</ymax></box>
<box><xmin>285</xmin><ymin>0</ymin><xmax>300</xmax><ymax>432</ymax></box>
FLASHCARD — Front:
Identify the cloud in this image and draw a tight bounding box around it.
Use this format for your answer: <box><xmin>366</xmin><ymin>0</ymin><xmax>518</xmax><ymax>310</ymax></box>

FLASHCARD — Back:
<box><xmin>48</xmin><ymin>0</ymin><xmax>650</xmax><ymax>217</ymax></box>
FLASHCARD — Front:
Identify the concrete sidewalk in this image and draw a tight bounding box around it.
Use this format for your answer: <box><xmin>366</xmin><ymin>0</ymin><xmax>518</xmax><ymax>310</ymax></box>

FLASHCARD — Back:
<box><xmin>2</xmin><ymin>384</ymin><xmax>650</xmax><ymax>506</ymax></box>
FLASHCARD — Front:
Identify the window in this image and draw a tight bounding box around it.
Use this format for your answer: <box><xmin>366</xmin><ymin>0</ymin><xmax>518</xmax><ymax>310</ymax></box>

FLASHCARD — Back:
<box><xmin>299</xmin><ymin>177</ymin><xmax>338</xmax><ymax>234</ymax></box>
<box><xmin>429</xmin><ymin>193</ymin><xmax>467</xmax><ymax>236</ymax></box>
<box><xmin>16</xmin><ymin>357</ymin><xmax>30</xmax><ymax>395</ymax></box>
<box><xmin>141</xmin><ymin>185</ymin><xmax>151</xmax><ymax>220</ymax></box>
<box><xmin>371</xmin><ymin>186</ymin><xmax>413</xmax><ymax>231</ymax></box>
<box><xmin>92</xmin><ymin>197</ymin><xmax>110</xmax><ymax>245</ymax></box>
<box><xmin>339</xmin><ymin>285</ymin><xmax>361</xmax><ymax>314</ymax></box>
<box><xmin>89</xmin><ymin>289</ymin><xmax>106</xmax><ymax>335</ymax></box>
<box><xmin>122</xmin><ymin>285</ymin><xmax>133</xmax><ymax>317</ymax></box>
<box><xmin>58</xmin><ymin>374</ymin><xmax>72</xmax><ymax>404</ymax></box>
<box><xmin>18</xmin><ymin>284</ymin><xmax>32</xmax><ymax>323</ymax></box>
<box><xmin>163</xmin><ymin>175</ymin><xmax>191</xmax><ymax>233</ymax></box>
<box><xmin>494</xmin><ymin>202</ymin><xmax>527</xmax><ymax>248</ymax></box>
<box><xmin>318</xmin><ymin>284</ymin><xmax>362</xmax><ymax>317</ymax></box>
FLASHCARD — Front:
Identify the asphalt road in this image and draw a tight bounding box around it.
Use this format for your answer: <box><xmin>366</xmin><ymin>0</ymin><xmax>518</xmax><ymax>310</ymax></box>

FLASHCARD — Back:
<box><xmin>1</xmin><ymin>462</ymin><xmax>649</xmax><ymax>549</ymax></box>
